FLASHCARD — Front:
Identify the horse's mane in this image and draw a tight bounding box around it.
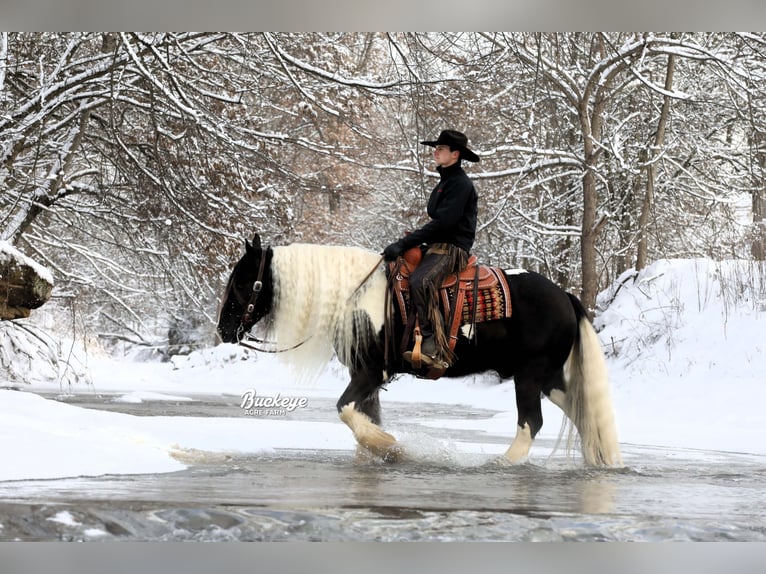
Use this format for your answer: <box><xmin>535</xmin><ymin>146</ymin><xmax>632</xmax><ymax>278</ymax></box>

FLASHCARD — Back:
<box><xmin>268</xmin><ymin>243</ymin><xmax>387</xmax><ymax>382</ymax></box>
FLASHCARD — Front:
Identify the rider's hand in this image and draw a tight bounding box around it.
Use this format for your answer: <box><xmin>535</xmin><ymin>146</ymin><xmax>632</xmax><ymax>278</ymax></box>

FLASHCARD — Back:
<box><xmin>383</xmin><ymin>241</ymin><xmax>404</xmax><ymax>261</ymax></box>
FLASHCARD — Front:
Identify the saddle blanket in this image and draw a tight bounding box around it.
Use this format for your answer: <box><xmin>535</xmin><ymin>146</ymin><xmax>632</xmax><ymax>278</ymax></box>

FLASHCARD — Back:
<box><xmin>443</xmin><ymin>273</ymin><xmax>511</xmax><ymax>324</ymax></box>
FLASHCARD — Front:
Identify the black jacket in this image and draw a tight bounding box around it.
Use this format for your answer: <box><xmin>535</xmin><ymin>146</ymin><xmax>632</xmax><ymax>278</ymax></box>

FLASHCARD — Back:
<box><xmin>399</xmin><ymin>163</ymin><xmax>478</xmax><ymax>253</ymax></box>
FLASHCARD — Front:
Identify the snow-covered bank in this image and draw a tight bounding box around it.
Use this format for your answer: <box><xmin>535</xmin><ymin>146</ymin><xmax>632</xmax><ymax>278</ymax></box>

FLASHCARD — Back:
<box><xmin>1</xmin><ymin>258</ymin><xmax>764</xmax><ymax>482</ymax></box>
<box><xmin>597</xmin><ymin>259</ymin><xmax>764</xmax><ymax>454</ymax></box>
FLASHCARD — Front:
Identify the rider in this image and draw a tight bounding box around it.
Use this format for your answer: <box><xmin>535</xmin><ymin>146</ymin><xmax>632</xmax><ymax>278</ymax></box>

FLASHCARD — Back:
<box><xmin>383</xmin><ymin>129</ymin><xmax>480</xmax><ymax>368</ymax></box>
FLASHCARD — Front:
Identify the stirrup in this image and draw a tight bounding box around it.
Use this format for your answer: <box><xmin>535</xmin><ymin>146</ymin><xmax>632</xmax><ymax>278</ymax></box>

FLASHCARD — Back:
<box><xmin>410</xmin><ymin>327</ymin><xmax>424</xmax><ymax>369</ymax></box>
<box><xmin>403</xmin><ymin>327</ymin><xmax>449</xmax><ymax>369</ymax></box>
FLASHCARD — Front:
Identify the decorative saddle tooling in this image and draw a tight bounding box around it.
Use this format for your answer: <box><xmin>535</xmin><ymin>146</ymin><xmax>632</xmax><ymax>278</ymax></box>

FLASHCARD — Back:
<box><xmin>387</xmin><ymin>246</ymin><xmax>512</xmax><ymax>378</ymax></box>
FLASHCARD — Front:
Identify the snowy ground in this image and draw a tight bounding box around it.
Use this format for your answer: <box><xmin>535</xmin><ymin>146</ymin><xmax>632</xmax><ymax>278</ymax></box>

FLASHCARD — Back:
<box><xmin>1</xmin><ymin>258</ymin><xmax>764</xmax><ymax>482</ymax></box>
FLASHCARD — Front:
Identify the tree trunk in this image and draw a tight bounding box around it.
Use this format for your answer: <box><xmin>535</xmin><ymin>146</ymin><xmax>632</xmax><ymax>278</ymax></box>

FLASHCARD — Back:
<box><xmin>5</xmin><ymin>108</ymin><xmax>91</xmax><ymax>244</ymax></box>
<box><xmin>578</xmin><ymin>41</ymin><xmax>608</xmax><ymax>317</ymax></box>
<box><xmin>753</xmin><ymin>139</ymin><xmax>766</xmax><ymax>260</ymax></box>
<box><xmin>636</xmin><ymin>50</ymin><xmax>676</xmax><ymax>271</ymax></box>
<box><xmin>580</xmin><ymin>165</ymin><xmax>600</xmax><ymax>315</ymax></box>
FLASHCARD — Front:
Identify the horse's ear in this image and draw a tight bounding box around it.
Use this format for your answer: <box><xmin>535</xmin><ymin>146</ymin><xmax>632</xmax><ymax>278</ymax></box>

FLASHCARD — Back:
<box><xmin>245</xmin><ymin>233</ymin><xmax>262</xmax><ymax>254</ymax></box>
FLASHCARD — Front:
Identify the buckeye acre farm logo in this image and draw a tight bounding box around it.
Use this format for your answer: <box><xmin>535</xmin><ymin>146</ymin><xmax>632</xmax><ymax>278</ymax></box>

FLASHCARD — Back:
<box><xmin>239</xmin><ymin>389</ymin><xmax>309</xmax><ymax>417</ymax></box>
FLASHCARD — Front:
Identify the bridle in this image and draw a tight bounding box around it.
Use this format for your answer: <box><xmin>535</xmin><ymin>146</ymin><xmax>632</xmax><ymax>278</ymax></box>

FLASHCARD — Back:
<box><xmin>231</xmin><ymin>249</ymin><xmax>383</xmax><ymax>354</ymax></box>
<box><xmin>233</xmin><ymin>250</ymin><xmax>302</xmax><ymax>354</ymax></box>
<box><xmin>237</xmin><ymin>248</ymin><xmax>267</xmax><ymax>336</ymax></box>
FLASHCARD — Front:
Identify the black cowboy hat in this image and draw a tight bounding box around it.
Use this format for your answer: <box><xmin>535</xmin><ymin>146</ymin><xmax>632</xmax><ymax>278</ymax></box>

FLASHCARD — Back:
<box><xmin>420</xmin><ymin>129</ymin><xmax>480</xmax><ymax>163</ymax></box>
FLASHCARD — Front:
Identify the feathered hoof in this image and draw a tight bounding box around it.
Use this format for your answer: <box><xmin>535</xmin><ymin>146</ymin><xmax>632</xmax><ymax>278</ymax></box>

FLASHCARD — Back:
<box><xmin>353</xmin><ymin>444</ymin><xmax>404</xmax><ymax>464</ymax></box>
<box><xmin>340</xmin><ymin>402</ymin><xmax>404</xmax><ymax>462</ymax></box>
<box><xmin>488</xmin><ymin>454</ymin><xmax>527</xmax><ymax>467</ymax></box>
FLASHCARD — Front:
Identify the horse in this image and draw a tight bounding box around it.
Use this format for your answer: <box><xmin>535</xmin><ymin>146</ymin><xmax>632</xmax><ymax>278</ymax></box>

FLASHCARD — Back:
<box><xmin>216</xmin><ymin>233</ymin><xmax>621</xmax><ymax>467</ymax></box>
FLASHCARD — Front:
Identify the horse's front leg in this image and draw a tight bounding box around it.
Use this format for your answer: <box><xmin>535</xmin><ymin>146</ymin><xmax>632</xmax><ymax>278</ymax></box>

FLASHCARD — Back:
<box><xmin>337</xmin><ymin>366</ymin><xmax>402</xmax><ymax>462</ymax></box>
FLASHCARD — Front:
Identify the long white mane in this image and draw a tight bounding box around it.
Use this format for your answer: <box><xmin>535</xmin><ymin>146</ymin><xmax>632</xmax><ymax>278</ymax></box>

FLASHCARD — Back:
<box><xmin>267</xmin><ymin>243</ymin><xmax>387</xmax><ymax>382</ymax></box>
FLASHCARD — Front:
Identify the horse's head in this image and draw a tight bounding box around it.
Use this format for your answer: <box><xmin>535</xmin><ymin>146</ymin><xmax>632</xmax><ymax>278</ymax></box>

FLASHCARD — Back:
<box><xmin>216</xmin><ymin>233</ymin><xmax>273</xmax><ymax>343</ymax></box>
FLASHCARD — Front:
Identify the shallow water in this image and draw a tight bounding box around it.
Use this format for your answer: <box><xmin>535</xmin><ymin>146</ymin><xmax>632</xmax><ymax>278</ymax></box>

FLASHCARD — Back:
<box><xmin>1</xmin><ymin>393</ymin><xmax>765</xmax><ymax>541</ymax></box>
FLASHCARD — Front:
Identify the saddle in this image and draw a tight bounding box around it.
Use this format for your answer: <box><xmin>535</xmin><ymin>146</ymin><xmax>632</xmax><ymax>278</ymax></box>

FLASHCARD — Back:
<box><xmin>387</xmin><ymin>246</ymin><xmax>512</xmax><ymax>378</ymax></box>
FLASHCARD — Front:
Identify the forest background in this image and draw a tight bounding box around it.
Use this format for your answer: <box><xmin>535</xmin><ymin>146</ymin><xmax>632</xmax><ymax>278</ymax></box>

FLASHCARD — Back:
<box><xmin>1</xmin><ymin>32</ymin><xmax>765</xmax><ymax>368</ymax></box>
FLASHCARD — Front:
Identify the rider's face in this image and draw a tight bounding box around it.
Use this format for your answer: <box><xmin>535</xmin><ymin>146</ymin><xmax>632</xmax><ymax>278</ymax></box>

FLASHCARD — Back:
<box><xmin>433</xmin><ymin>145</ymin><xmax>459</xmax><ymax>168</ymax></box>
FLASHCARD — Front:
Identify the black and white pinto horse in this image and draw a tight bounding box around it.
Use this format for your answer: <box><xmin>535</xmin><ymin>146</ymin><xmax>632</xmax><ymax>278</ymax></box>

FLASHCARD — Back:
<box><xmin>217</xmin><ymin>233</ymin><xmax>621</xmax><ymax>467</ymax></box>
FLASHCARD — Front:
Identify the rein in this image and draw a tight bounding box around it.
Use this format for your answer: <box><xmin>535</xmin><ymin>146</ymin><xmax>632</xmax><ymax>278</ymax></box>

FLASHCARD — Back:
<box><xmin>347</xmin><ymin>255</ymin><xmax>384</xmax><ymax>302</ymax></box>
<box><xmin>237</xmin><ymin>332</ymin><xmax>311</xmax><ymax>354</ymax></box>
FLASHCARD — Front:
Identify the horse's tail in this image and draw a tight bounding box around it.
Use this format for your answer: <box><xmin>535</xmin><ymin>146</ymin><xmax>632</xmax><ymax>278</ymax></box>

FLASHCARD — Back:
<box><xmin>563</xmin><ymin>293</ymin><xmax>622</xmax><ymax>467</ymax></box>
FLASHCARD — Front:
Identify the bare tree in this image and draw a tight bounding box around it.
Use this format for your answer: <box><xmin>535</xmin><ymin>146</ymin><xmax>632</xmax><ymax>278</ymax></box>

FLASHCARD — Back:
<box><xmin>0</xmin><ymin>33</ymin><xmax>416</xmax><ymax>350</ymax></box>
<box><xmin>2</xmin><ymin>32</ymin><xmax>764</xmax><ymax>354</ymax></box>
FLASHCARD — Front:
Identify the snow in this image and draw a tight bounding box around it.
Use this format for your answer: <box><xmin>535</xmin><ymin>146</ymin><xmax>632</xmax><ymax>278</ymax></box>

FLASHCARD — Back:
<box><xmin>47</xmin><ymin>511</ymin><xmax>81</xmax><ymax>527</ymax></box>
<box><xmin>113</xmin><ymin>391</ymin><xmax>195</xmax><ymax>404</ymax></box>
<box><xmin>0</xmin><ymin>258</ymin><xmax>764</xmax><ymax>482</ymax></box>
<box><xmin>0</xmin><ymin>240</ymin><xmax>55</xmax><ymax>285</ymax></box>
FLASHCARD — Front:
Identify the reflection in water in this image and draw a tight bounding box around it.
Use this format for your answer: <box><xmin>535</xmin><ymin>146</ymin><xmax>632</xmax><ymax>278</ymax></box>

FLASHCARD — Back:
<box><xmin>344</xmin><ymin>449</ymin><xmax>620</xmax><ymax>517</ymax></box>
<box><xmin>0</xmin><ymin>449</ymin><xmax>765</xmax><ymax>541</ymax></box>
<box><xmin>578</xmin><ymin>476</ymin><xmax>615</xmax><ymax>514</ymax></box>
<box><xmin>349</xmin><ymin>455</ymin><xmax>385</xmax><ymax>506</ymax></box>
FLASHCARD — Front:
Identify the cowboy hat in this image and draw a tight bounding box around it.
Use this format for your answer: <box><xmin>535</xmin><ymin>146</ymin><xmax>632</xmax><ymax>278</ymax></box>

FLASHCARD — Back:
<box><xmin>420</xmin><ymin>129</ymin><xmax>480</xmax><ymax>163</ymax></box>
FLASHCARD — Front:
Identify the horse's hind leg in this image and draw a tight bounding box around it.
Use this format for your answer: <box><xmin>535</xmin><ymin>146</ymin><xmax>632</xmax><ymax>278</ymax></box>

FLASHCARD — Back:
<box><xmin>337</xmin><ymin>367</ymin><xmax>402</xmax><ymax>462</ymax></box>
<box><xmin>504</xmin><ymin>373</ymin><xmax>545</xmax><ymax>463</ymax></box>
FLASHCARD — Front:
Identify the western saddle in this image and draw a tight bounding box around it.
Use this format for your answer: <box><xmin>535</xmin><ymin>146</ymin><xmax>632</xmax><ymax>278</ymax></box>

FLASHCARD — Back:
<box><xmin>387</xmin><ymin>246</ymin><xmax>512</xmax><ymax>378</ymax></box>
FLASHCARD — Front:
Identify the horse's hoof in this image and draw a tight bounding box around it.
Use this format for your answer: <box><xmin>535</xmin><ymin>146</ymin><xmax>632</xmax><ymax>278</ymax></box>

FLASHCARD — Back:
<box><xmin>340</xmin><ymin>402</ymin><xmax>402</xmax><ymax>462</ymax></box>
<box><xmin>381</xmin><ymin>445</ymin><xmax>405</xmax><ymax>463</ymax></box>
<box><xmin>485</xmin><ymin>453</ymin><xmax>528</xmax><ymax>467</ymax></box>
